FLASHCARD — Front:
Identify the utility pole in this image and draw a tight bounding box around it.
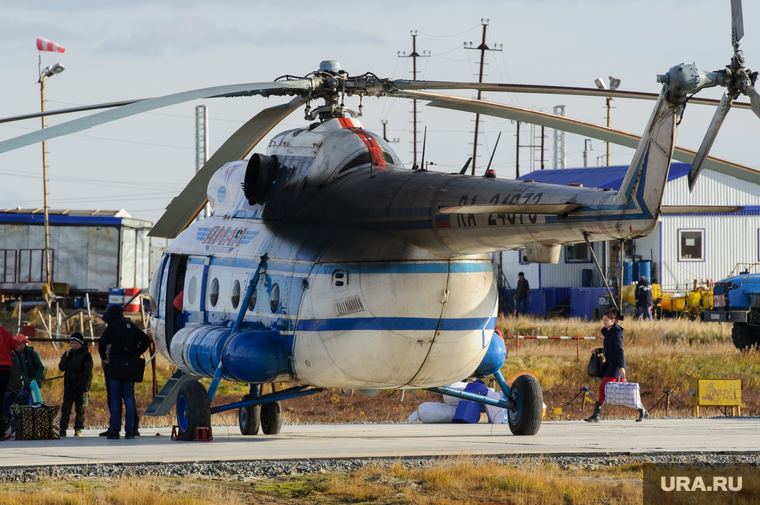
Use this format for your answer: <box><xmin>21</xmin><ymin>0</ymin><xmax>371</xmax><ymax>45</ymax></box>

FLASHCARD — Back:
<box><xmin>594</xmin><ymin>76</ymin><xmax>621</xmax><ymax>166</ymax></box>
<box><xmin>398</xmin><ymin>31</ymin><xmax>429</xmax><ymax>169</ymax></box>
<box><xmin>606</xmin><ymin>97</ymin><xmax>612</xmax><ymax>165</ymax></box>
<box><xmin>515</xmin><ymin>122</ymin><xmax>520</xmax><ymax>178</ymax></box>
<box><xmin>195</xmin><ymin>105</ymin><xmax>209</xmax><ymax>218</ymax></box>
<box><xmin>552</xmin><ymin>105</ymin><xmax>566</xmax><ymax>169</ymax></box>
<box><xmin>583</xmin><ymin>139</ymin><xmax>592</xmax><ymax>167</ymax></box>
<box><xmin>464</xmin><ymin>19</ymin><xmax>502</xmax><ymax>175</ymax></box>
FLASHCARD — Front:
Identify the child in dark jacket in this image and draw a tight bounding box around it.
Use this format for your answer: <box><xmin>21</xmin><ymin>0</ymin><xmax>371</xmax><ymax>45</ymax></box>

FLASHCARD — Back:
<box><xmin>58</xmin><ymin>333</ymin><xmax>93</xmax><ymax>437</ymax></box>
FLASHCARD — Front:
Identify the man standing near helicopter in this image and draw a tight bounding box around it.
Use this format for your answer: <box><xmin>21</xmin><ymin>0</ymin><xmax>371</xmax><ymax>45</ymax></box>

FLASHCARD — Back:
<box><xmin>98</xmin><ymin>305</ymin><xmax>150</xmax><ymax>440</ymax></box>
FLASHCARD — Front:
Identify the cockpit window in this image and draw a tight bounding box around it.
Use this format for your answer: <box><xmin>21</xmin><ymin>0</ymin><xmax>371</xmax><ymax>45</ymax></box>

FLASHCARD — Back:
<box><xmin>339</xmin><ymin>152</ymin><xmax>374</xmax><ymax>173</ymax></box>
<box><xmin>338</xmin><ymin>150</ymin><xmax>397</xmax><ymax>174</ymax></box>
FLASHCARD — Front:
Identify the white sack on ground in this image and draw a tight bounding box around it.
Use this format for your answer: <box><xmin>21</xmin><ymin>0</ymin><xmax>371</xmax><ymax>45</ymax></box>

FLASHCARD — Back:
<box><xmin>411</xmin><ymin>402</ymin><xmax>457</xmax><ymax>423</ymax></box>
<box><xmin>442</xmin><ymin>381</ymin><xmax>468</xmax><ymax>407</ymax></box>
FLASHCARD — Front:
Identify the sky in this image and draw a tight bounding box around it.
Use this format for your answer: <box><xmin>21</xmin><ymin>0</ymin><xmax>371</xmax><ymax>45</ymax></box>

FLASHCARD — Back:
<box><xmin>0</xmin><ymin>0</ymin><xmax>758</xmax><ymax>229</ymax></box>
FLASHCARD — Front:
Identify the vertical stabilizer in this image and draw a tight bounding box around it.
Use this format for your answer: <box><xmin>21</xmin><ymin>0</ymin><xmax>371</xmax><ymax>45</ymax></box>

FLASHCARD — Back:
<box><xmin>614</xmin><ymin>94</ymin><xmax>682</xmax><ymax>228</ymax></box>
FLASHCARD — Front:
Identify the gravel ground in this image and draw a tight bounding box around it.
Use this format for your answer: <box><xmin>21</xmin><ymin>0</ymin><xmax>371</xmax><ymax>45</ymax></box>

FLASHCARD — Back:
<box><xmin>1</xmin><ymin>453</ymin><xmax>759</xmax><ymax>483</ymax></box>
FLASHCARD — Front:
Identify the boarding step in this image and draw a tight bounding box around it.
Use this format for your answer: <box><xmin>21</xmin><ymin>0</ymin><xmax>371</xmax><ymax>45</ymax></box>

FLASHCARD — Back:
<box><xmin>144</xmin><ymin>369</ymin><xmax>199</xmax><ymax>417</ymax></box>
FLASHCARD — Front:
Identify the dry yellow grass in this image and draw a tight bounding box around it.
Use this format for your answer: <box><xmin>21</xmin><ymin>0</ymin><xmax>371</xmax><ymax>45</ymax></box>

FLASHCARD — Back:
<box><xmin>0</xmin><ymin>458</ymin><xmax>643</xmax><ymax>505</ymax></box>
<box><xmin>321</xmin><ymin>457</ymin><xmax>642</xmax><ymax>504</ymax></box>
<box><xmin>0</xmin><ymin>476</ymin><xmax>247</xmax><ymax>505</ymax></box>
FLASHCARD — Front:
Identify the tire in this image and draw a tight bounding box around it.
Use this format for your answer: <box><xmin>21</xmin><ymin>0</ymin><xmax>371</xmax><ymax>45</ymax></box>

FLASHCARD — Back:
<box><xmin>731</xmin><ymin>323</ymin><xmax>760</xmax><ymax>351</ymax></box>
<box><xmin>175</xmin><ymin>381</ymin><xmax>211</xmax><ymax>441</ymax></box>
<box><xmin>239</xmin><ymin>394</ymin><xmax>261</xmax><ymax>435</ymax></box>
<box><xmin>506</xmin><ymin>374</ymin><xmax>543</xmax><ymax>436</ymax></box>
<box><xmin>260</xmin><ymin>401</ymin><xmax>282</xmax><ymax>435</ymax></box>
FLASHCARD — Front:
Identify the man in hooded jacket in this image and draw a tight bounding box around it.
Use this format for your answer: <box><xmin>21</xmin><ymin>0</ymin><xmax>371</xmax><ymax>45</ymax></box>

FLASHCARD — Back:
<box><xmin>98</xmin><ymin>305</ymin><xmax>150</xmax><ymax>439</ymax></box>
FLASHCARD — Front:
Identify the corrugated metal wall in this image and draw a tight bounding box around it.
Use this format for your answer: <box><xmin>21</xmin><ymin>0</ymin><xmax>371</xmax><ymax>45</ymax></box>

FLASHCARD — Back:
<box><xmin>659</xmin><ymin>214</ymin><xmax>760</xmax><ymax>290</ymax></box>
<box><xmin>663</xmin><ymin>169</ymin><xmax>760</xmax><ymax>206</ymax></box>
<box><xmin>495</xmin><ymin>243</ymin><xmax>606</xmax><ymax>289</ymax></box>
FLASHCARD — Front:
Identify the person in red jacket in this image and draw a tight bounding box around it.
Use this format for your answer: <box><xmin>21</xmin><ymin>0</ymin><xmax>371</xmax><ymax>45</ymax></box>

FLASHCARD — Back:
<box><xmin>0</xmin><ymin>326</ymin><xmax>18</xmax><ymax>440</ymax></box>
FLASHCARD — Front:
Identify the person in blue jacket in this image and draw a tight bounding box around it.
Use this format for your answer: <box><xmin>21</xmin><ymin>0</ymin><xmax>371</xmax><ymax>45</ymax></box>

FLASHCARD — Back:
<box><xmin>585</xmin><ymin>308</ymin><xmax>648</xmax><ymax>422</ymax></box>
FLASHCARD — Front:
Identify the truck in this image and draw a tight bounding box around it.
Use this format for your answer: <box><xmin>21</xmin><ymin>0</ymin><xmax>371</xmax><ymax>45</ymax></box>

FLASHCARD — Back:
<box><xmin>701</xmin><ymin>264</ymin><xmax>760</xmax><ymax>350</ymax></box>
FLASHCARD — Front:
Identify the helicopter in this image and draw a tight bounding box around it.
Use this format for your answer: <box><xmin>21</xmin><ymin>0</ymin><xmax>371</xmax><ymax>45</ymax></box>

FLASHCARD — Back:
<box><xmin>0</xmin><ymin>1</ymin><xmax>758</xmax><ymax>441</ymax></box>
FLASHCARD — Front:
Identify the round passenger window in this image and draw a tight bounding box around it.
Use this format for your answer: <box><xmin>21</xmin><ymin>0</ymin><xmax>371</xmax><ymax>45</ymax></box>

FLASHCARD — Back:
<box><xmin>187</xmin><ymin>276</ymin><xmax>198</xmax><ymax>305</ymax></box>
<box><xmin>209</xmin><ymin>278</ymin><xmax>219</xmax><ymax>307</ymax></box>
<box><xmin>270</xmin><ymin>283</ymin><xmax>280</xmax><ymax>313</ymax></box>
<box><xmin>231</xmin><ymin>280</ymin><xmax>241</xmax><ymax>309</ymax></box>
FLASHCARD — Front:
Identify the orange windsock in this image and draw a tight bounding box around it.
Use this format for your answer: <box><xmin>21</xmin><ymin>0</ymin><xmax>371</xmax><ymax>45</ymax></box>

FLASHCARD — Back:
<box><xmin>36</xmin><ymin>37</ymin><xmax>65</xmax><ymax>53</ymax></box>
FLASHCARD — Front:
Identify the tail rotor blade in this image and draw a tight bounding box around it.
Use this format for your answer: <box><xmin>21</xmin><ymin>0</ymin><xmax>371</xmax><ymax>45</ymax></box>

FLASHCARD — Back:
<box><xmin>688</xmin><ymin>93</ymin><xmax>732</xmax><ymax>192</ymax></box>
<box><xmin>731</xmin><ymin>0</ymin><xmax>745</xmax><ymax>49</ymax></box>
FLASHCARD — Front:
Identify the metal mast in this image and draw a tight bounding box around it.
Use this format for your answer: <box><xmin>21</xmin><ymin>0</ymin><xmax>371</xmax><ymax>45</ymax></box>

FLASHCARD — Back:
<box><xmin>195</xmin><ymin>105</ymin><xmax>209</xmax><ymax>218</ymax></box>
<box><xmin>464</xmin><ymin>19</ymin><xmax>501</xmax><ymax>175</ymax></box>
<box><xmin>398</xmin><ymin>31</ymin><xmax>428</xmax><ymax>169</ymax></box>
<box><xmin>552</xmin><ymin>105</ymin><xmax>566</xmax><ymax>169</ymax></box>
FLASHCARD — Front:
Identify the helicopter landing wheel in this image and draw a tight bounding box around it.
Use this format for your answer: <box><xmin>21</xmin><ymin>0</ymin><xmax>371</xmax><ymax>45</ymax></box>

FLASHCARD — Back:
<box><xmin>175</xmin><ymin>381</ymin><xmax>211</xmax><ymax>441</ymax></box>
<box><xmin>506</xmin><ymin>374</ymin><xmax>543</xmax><ymax>436</ymax></box>
<box><xmin>239</xmin><ymin>394</ymin><xmax>261</xmax><ymax>435</ymax></box>
<box><xmin>261</xmin><ymin>401</ymin><xmax>282</xmax><ymax>435</ymax></box>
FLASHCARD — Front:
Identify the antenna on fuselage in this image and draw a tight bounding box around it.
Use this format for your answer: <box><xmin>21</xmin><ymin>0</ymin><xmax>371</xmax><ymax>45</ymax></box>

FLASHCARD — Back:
<box><xmin>458</xmin><ymin>157</ymin><xmax>473</xmax><ymax>175</ymax></box>
<box><xmin>419</xmin><ymin>126</ymin><xmax>427</xmax><ymax>170</ymax></box>
<box><xmin>483</xmin><ymin>131</ymin><xmax>501</xmax><ymax>179</ymax></box>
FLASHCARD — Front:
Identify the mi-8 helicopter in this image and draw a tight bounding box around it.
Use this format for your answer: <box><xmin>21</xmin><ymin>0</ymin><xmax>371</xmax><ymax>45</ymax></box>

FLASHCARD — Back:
<box><xmin>0</xmin><ymin>1</ymin><xmax>757</xmax><ymax>441</ymax></box>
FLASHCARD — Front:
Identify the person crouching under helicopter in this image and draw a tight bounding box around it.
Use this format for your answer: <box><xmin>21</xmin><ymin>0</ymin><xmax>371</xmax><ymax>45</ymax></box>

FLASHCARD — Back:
<box><xmin>584</xmin><ymin>308</ymin><xmax>648</xmax><ymax>423</ymax></box>
<box><xmin>58</xmin><ymin>333</ymin><xmax>93</xmax><ymax>437</ymax></box>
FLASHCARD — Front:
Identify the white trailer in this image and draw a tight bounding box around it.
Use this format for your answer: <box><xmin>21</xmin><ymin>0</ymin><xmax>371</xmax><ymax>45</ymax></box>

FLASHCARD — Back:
<box><xmin>0</xmin><ymin>209</ymin><xmax>152</xmax><ymax>299</ymax></box>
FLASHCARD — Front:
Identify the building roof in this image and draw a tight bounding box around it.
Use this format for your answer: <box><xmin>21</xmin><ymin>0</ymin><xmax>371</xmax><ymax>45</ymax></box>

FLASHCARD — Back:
<box><xmin>515</xmin><ymin>162</ymin><xmax>691</xmax><ymax>190</ymax></box>
<box><xmin>0</xmin><ymin>208</ymin><xmax>152</xmax><ymax>227</ymax></box>
<box><xmin>1</xmin><ymin>208</ymin><xmax>131</xmax><ymax>217</ymax></box>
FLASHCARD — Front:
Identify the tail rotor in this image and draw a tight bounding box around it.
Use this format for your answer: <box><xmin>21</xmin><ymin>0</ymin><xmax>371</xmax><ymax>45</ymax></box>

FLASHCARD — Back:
<box><xmin>686</xmin><ymin>0</ymin><xmax>759</xmax><ymax>191</ymax></box>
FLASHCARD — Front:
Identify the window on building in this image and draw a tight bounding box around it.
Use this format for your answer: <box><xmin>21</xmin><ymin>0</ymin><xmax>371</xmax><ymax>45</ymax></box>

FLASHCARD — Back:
<box><xmin>566</xmin><ymin>243</ymin><xmax>591</xmax><ymax>263</ymax></box>
<box><xmin>519</xmin><ymin>251</ymin><xmax>529</xmax><ymax>265</ymax></box>
<box><xmin>679</xmin><ymin>229</ymin><xmax>704</xmax><ymax>261</ymax></box>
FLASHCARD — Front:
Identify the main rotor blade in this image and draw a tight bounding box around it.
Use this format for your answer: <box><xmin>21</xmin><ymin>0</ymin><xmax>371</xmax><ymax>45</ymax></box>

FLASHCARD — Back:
<box><xmin>397</xmin><ymin>90</ymin><xmax>756</xmax><ymax>180</ymax></box>
<box><xmin>732</xmin><ymin>0</ymin><xmax>745</xmax><ymax>49</ymax></box>
<box><xmin>0</xmin><ymin>81</ymin><xmax>309</xmax><ymax>154</ymax></box>
<box><xmin>688</xmin><ymin>92</ymin><xmax>732</xmax><ymax>192</ymax></box>
<box><xmin>149</xmin><ymin>97</ymin><xmax>305</xmax><ymax>239</ymax></box>
<box><xmin>747</xmin><ymin>83</ymin><xmax>760</xmax><ymax>118</ymax></box>
<box><xmin>392</xmin><ymin>80</ymin><xmax>755</xmax><ymax>111</ymax></box>
<box><xmin>0</xmin><ymin>100</ymin><xmax>139</xmax><ymax>124</ymax></box>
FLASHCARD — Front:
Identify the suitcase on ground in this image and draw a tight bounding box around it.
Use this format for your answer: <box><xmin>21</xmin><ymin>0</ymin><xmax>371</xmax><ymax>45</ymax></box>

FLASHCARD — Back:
<box><xmin>12</xmin><ymin>405</ymin><xmax>61</xmax><ymax>440</ymax></box>
<box><xmin>604</xmin><ymin>381</ymin><xmax>644</xmax><ymax>409</ymax></box>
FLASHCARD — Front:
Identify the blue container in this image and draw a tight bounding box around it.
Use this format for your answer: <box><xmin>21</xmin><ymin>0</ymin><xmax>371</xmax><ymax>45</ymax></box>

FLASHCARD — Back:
<box><xmin>73</xmin><ymin>297</ymin><xmax>83</xmax><ymax>309</ymax></box>
<box><xmin>527</xmin><ymin>289</ymin><xmax>548</xmax><ymax>316</ymax></box>
<box><xmin>581</xmin><ymin>269</ymin><xmax>593</xmax><ymax>287</ymax></box>
<box><xmin>637</xmin><ymin>260</ymin><xmax>652</xmax><ymax>284</ymax></box>
<box><xmin>554</xmin><ymin>288</ymin><xmax>571</xmax><ymax>309</ymax></box>
<box><xmin>452</xmin><ymin>380</ymin><xmax>488</xmax><ymax>424</ymax></box>
<box><xmin>623</xmin><ymin>261</ymin><xmax>634</xmax><ymax>285</ymax></box>
<box><xmin>570</xmin><ymin>287</ymin><xmax>607</xmax><ymax>320</ymax></box>
<box><xmin>107</xmin><ymin>287</ymin><xmax>124</xmax><ymax>308</ymax></box>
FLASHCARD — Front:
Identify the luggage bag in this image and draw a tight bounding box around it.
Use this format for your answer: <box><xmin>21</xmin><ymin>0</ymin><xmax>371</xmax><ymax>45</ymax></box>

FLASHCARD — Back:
<box><xmin>12</xmin><ymin>404</ymin><xmax>61</xmax><ymax>440</ymax></box>
<box><xmin>604</xmin><ymin>381</ymin><xmax>644</xmax><ymax>409</ymax></box>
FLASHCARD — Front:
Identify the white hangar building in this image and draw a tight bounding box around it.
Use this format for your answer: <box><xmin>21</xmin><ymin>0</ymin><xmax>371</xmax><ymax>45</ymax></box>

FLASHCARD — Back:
<box><xmin>495</xmin><ymin>161</ymin><xmax>760</xmax><ymax>297</ymax></box>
